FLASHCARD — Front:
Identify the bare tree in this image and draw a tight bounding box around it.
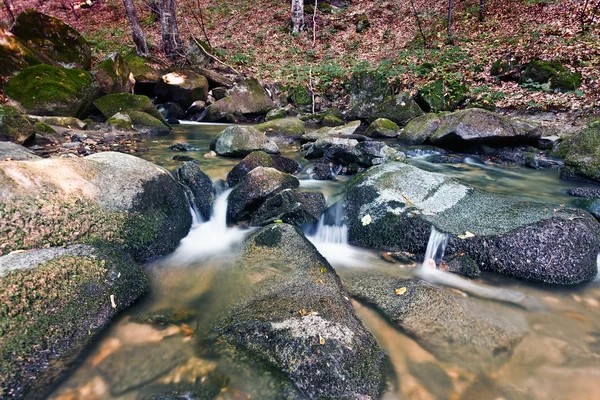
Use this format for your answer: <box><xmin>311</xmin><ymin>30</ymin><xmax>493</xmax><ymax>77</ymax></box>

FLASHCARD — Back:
<box><xmin>159</xmin><ymin>0</ymin><xmax>181</xmax><ymax>58</ymax></box>
<box><xmin>291</xmin><ymin>0</ymin><xmax>304</xmax><ymax>34</ymax></box>
<box><xmin>409</xmin><ymin>0</ymin><xmax>427</xmax><ymax>48</ymax></box>
<box><xmin>581</xmin><ymin>0</ymin><xmax>600</xmax><ymax>34</ymax></box>
<box><xmin>447</xmin><ymin>0</ymin><xmax>454</xmax><ymax>44</ymax></box>
<box><xmin>122</xmin><ymin>0</ymin><xmax>149</xmax><ymax>56</ymax></box>
<box><xmin>478</xmin><ymin>0</ymin><xmax>485</xmax><ymax>22</ymax></box>
<box><xmin>3</xmin><ymin>0</ymin><xmax>15</xmax><ymax>25</ymax></box>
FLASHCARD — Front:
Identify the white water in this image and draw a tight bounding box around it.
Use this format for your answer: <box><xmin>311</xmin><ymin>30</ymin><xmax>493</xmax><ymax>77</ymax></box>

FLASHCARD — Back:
<box><xmin>169</xmin><ymin>189</ymin><xmax>249</xmax><ymax>263</ymax></box>
<box><xmin>423</xmin><ymin>226</ymin><xmax>449</xmax><ymax>264</ymax></box>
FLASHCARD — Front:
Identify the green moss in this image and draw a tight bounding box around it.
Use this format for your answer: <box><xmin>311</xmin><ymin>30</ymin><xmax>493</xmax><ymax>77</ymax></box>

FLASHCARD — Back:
<box><xmin>289</xmin><ymin>85</ymin><xmax>312</xmax><ymax>107</ymax></box>
<box><xmin>106</xmin><ymin>114</ymin><xmax>133</xmax><ymax>131</ymax></box>
<box><xmin>563</xmin><ymin>121</ymin><xmax>600</xmax><ymax>182</ymax></box>
<box><xmin>123</xmin><ymin>54</ymin><xmax>158</xmax><ymax>81</ymax></box>
<box><xmin>0</xmin><ymin>104</ymin><xmax>37</xmax><ymax>144</ymax></box>
<box><xmin>265</xmin><ymin>108</ymin><xmax>287</xmax><ymax>121</ymax></box>
<box><xmin>321</xmin><ymin>113</ymin><xmax>344</xmax><ymax>127</ymax></box>
<box><xmin>34</xmin><ymin>122</ymin><xmax>56</xmax><ymax>133</ymax></box>
<box><xmin>256</xmin><ymin>117</ymin><xmax>305</xmax><ymax>139</ymax></box>
<box><xmin>93</xmin><ymin>93</ymin><xmax>167</xmax><ymax>124</ymax></box>
<box><xmin>416</xmin><ymin>79</ymin><xmax>468</xmax><ymax>112</ymax></box>
<box><xmin>0</xmin><ymin>28</ymin><xmax>41</xmax><ymax>76</ymax></box>
<box><xmin>5</xmin><ymin>64</ymin><xmax>98</xmax><ymax>118</ymax></box>
<box><xmin>365</xmin><ymin>118</ymin><xmax>399</xmax><ymax>138</ymax></box>
<box><xmin>128</xmin><ymin>111</ymin><xmax>170</xmax><ymax>135</ymax></box>
<box><xmin>521</xmin><ymin>60</ymin><xmax>581</xmax><ymax>92</ymax></box>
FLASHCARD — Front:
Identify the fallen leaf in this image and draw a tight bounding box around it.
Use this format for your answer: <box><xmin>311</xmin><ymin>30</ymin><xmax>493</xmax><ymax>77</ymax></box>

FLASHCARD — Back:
<box><xmin>361</xmin><ymin>214</ymin><xmax>372</xmax><ymax>226</ymax></box>
<box><xmin>395</xmin><ymin>287</ymin><xmax>407</xmax><ymax>295</ymax></box>
<box><xmin>180</xmin><ymin>324</ymin><xmax>195</xmax><ymax>336</ymax></box>
<box><xmin>458</xmin><ymin>231</ymin><xmax>475</xmax><ymax>239</ymax></box>
<box><xmin>319</xmin><ymin>333</ymin><xmax>325</xmax><ymax>345</ymax></box>
<box><xmin>402</xmin><ymin>194</ymin><xmax>414</xmax><ymax>205</ymax></box>
<box><xmin>300</xmin><ymin>309</ymin><xmax>307</xmax><ymax>317</ymax></box>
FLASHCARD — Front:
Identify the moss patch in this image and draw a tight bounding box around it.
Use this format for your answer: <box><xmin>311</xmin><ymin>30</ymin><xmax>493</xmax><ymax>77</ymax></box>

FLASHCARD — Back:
<box><xmin>94</xmin><ymin>93</ymin><xmax>167</xmax><ymax>124</ymax></box>
<box><xmin>128</xmin><ymin>110</ymin><xmax>170</xmax><ymax>135</ymax></box>
<box><xmin>520</xmin><ymin>60</ymin><xmax>582</xmax><ymax>92</ymax></box>
<box><xmin>563</xmin><ymin>120</ymin><xmax>600</xmax><ymax>182</ymax></box>
<box><xmin>0</xmin><ymin>105</ymin><xmax>37</xmax><ymax>144</ymax></box>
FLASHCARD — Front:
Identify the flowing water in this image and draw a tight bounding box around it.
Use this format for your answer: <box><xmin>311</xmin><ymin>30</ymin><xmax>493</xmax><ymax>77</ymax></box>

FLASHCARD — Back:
<box><xmin>49</xmin><ymin>124</ymin><xmax>600</xmax><ymax>400</ymax></box>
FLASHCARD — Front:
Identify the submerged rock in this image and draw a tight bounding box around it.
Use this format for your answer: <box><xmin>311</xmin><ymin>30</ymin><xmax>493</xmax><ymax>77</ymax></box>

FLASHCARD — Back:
<box><xmin>343</xmin><ymin>162</ymin><xmax>599</xmax><ymax>284</ymax></box>
<box><xmin>343</xmin><ymin>270</ymin><xmax>527</xmax><ymax>372</ymax></box>
<box><xmin>211</xmin><ymin>125</ymin><xmax>279</xmax><ymax>157</ymax></box>
<box><xmin>209</xmin><ymin>224</ymin><xmax>387</xmax><ymax>399</ymax></box>
<box><xmin>177</xmin><ymin>161</ymin><xmax>215</xmax><ymax>220</ymax></box>
<box><xmin>131</xmin><ymin>308</ymin><xmax>195</xmax><ymax>326</ymax></box>
<box><xmin>0</xmin><ymin>245</ymin><xmax>148</xmax><ymax>399</ymax></box>
<box><xmin>169</xmin><ymin>142</ymin><xmax>199</xmax><ymax>152</ymax></box>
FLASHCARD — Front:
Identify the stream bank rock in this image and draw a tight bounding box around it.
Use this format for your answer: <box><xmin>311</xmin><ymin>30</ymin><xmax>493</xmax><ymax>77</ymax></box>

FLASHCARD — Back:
<box><xmin>209</xmin><ymin>223</ymin><xmax>387</xmax><ymax>399</ymax></box>
<box><xmin>0</xmin><ymin>151</ymin><xmax>192</xmax><ymax>261</ymax></box>
<box><xmin>256</xmin><ymin>117</ymin><xmax>306</xmax><ymax>140</ymax></box>
<box><xmin>0</xmin><ymin>245</ymin><xmax>148</xmax><ymax>399</ymax></box>
<box><xmin>176</xmin><ymin>161</ymin><xmax>215</xmax><ymax>220</ymax></box>
<box><xmin>154</xmin><ymin>69</ymin><xmax>209</xmax><ymax>109</ymax></box>
<box><xmin>92</xmin><ymin>53</ymin><xmax>135</xmax><ymax>95</ymax></box>
<box><xmin>343</xmin><ymin>270</ymin><xmax>527</xmax><ymax>372</ymax></box>
<box><xmin>0</xmin><ymin>28</ymin><xmax>41</xmax><ymax>78</ymax></box>
<box><xmin>0</xmin><ymin>142</ymin><xmax>40</xmax><ymax>160</ymax></box>
<box><xmin>211</xmin><ymin>125</ymin><xmax>279</xmax><ymax>157</ymax></box>
<box><xmin>208</xmin><ymin>77</ymin><xmax>275</xmax><ymax>121</ymax></box>
<box><xmin>343</xmin><ymin>162</ymin><xmax>599</xmax><ymax>284</ymax></box>
<box><xmin>561</xmin><ymin>120</ymin><xmax>600</xmax><ymax>183</ymax></box>
<box><xmin>0</xmin><ymin>105</ymin><xmax>39</xmax><ymax>145</ymax></box>
<box><xmin>225</xmin><ymin>151</ymin><xmax>300</xmax><ymax>187</ymax></box>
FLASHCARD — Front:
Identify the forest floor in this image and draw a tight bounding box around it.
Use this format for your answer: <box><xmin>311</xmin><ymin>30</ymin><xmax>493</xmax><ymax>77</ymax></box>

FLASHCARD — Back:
<box><xmin>2</xmin><ymin>0</ymin><xmax>600</xmax><ymax>115</ymax></box>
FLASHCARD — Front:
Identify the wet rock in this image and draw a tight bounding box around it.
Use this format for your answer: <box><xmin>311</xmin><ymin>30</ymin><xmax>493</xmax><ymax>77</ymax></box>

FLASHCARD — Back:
<box><xmin>92</xmin><ymin>53</ymin><xmax>135</xmax><ymax>95</ymax></box>
<box><xmin>304</xmin><ymin>137</ymin><xmax>359</xmax><ymax>160</ymax></box>
<box><xmin>154</xmin><ymin>69</ymin><xmax>209</xmax><ymax>109</ymax></box>
<box><xmin>11</xmin><ymin>9</ymin><xmax>91</xmax><ymax>69</ymax></box>
<box><xmin>578</xmin><ymin>199</ymin><xmax>600</xmax><ymax>220</ymax></box>
<box><xmin>0</xmin><ymin>245</ymin><xmax>148</xmax><ymax>399</ymax></box>
<box><xmin>445</xmin><ymin>253</ymin><xmax>481</xmax><ymax>277</ymax></box>
<box><xmin>427</xmin><ymin>154</ymin><xmax>466</xmax><ymax>164</ymax></box>
<box><xmin>209</xmin><ymin>77</ymin><xmax>275</xmax><ymax>121</ymax></box>
<box><xmin>0</xmin><ymin>141</ymin><xmax>40</xmax><ymax>160</ymax></box>
<box><xmin>135</xmin><ymin>372</ymin><xmax>228</xmax><ymax>400</ymax></box>
<box><xmin>250</xmin><ymin>189</ymin><xmax>326</xmax><ymax>226</ymax></box>
<box><xmin>307</xmin><ymin>160</ymin><xmax>335</xmax><ymax>180</ymax></box>
<box><xmin>209</xmin><ymin>224</ymin><xmax>387</xmax><ymax>399</ymax></box>
<box><xmin>343</xmin><ymin>162</ymin><xmax>599</xmax><ymax>284</ymax></box>
<box><xmin>94</xmin><ymin>93</ymin><xmax>167</xmax><ymax>125</ymax></box>
<box><xmin>406</xmin><ymin>360</ymin><xmax>453</xmax><ymax>399</ymax></box>
<box><xmin>344</xmin><ymin>270</ymin><xmax>527</xmax><ymax>372</ymax></box>
<box><xmin>256</xmin><ymin>117</ymin><xmax>305</xmax><ymax>140</ymax></box>
<box><xmin>6</xmin><ymin>65</ymin><xmax>99</xmax><ymax>118</ymax></box>
<box><xmin>266</xmin><ymin>107</ymin><xmax>288</xmax><ymax>121</ymax></box>
<box><xmin>227</xmin><ymin>167</ymin><xmax>299</xmax><ymax>222</ymax></box>
<box><xmin>169</xmin><ymin>142</ymin><xmax>199</xmax><ymax>152</ymax></box>
<box><xmin>561</xmin><ymin>120</ymin><xmax>600</xmax><ymax>183</ymax></box>
<box><xmin>226</xmin><ymin>150</ymin><xmax>274</xmax><ymax>187</ymax></box>
<box><xmin>211</xmin><ymin>87</ymin><xmax>227</xmax><ymax>100</ymax></box>
<box><xmin>158</xmin><ymin>102</ymin><xmax>187</xmax><ymax>121</ymax></box>
<box><xmin>568</xmin><ymin>188</ymin><xmax>600</xmax><ymax>199</ymax></box>
<box><xmin>305</xmin><ymin>137</ymin><xmax>404</xmax><ymax>168</ymax></box>
<box><xmin>364</xmin><ymin>118</ymin><xmax>400</xmax><ymax>138</ymax></box>
<box><xmin>129</xmin><ymin>111</ymin><xmax>171</xmax><ymax>135</ymax></box>
<box><xmin>131</xmin><ymin>308</ymin><xmax>195</xmax><ymax>326</ymax></box>
<box><xmin>177</xmin><ymin>161</ymin><xmax>215</xmax><ymax>221</ymax></box>
<box><xmin>270</xmin><ymin>154</ymin><xmax>302</xmax><ymax>175</ymax></box>
<box><xmin>398</xmin><ymin>113</ymin><xmax>444</xmax><ymax>145</ymax></box>
<box><xmin>210</xmin><ymin>125</ymin><xmax>279</xmax><ymax>157</ymax></box>
<box><xmin>314</xmin><ymin>120</ymin><xmax>361</xmax><ymax>137</ymax></box>
<box><xmin>172</xmin><ymin>155</ymin><xmax>195</xmax><ymax>162</ymax></box>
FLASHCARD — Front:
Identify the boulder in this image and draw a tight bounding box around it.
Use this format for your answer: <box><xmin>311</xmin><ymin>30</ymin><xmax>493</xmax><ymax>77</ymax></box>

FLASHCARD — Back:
<box><xmin>266</xmin><ymin>107</ymin><xmax>288</xmax><ymax>121</ymax></box>
<box><xmin>227</xmin><ymin>167</ymin><xmax>299</xmax><ymax>222</ymax></box>
<box><xmin>154</xmin><ymin>69</ymin><xmax>209</xmax><ymax>109</ymax></box>
<box><xmin>0</xmin><ymin>245</ymin><xmax>148</xmax><ymax>399</ymax></box>
<box><xmin>176</xmin><ymin>161</ymin><xmax>215</xmax><ymax>220</ymax></box>
<box><xmin>520</xmin><ymin>60</ymin><xmax>581</xmax><ymax>92</ymax></box>
<box><xmin>158</xmin><ymin>102</ymin><xmax>187</xmax><ymax>122</ymax></box>
<box><xmin>226</xmin><ymin>150</ymin><xmax>275</xmax><ymax>187</ymax></box>
<box><xmin>289</xmin><ymin>84</ymin><xmax>312</xmax><ymax>108</ymax></box>
<box><xmin>578</xmin><ymin>199</ymin><xmax>600</xmax><ymax>220</ymax></box>
<box><xmin>321</xmin><ymin>113</ymin><xmax>344</xmax><ymax>127</ymax></box>
<box><xmin>372</xmin><ymin>92</ymin><xmax>424</xmax><ymax>125</ymax></box>
<box><xmin>5</xmin><ymin>65</ymin><xmax>99</xmax><ymax>118</ymax></box>
<box><xmin>271</xmin><ymin>154</ymin><xmax>302</xmax><ymax>175</ymax></box>
<box><xmin>314</xmin><ymin>120</ymin><xmax>361</xmax><ymax>137</ymax></box>
<box><xmin>92</xmin><ymin>53</ymin><xmax>135</xmax><ymax>95</ymax></box>
<box><xmin>304</xmin><ymin>137</ymin><xmax>359</xmax><ymax>160</ymax></box>
<box><xmin>305</xmin><ymin>137</ymin><xmax>404</xmax><ymax>168</ymax></box>
<box><xmin>106</xmin><ymin>112</ymin><xmax>133</xmax><ymax>131</ymax></box>
<box><xmin>398</xmin><ymin>113</ymin><xmax>444</xmax><ymax>144</ymax></box>
<box><xmin>128</xmin><ymin>111</ymin><xmax>171</xmax><ymax>135</ymax></box>
<box><xmin>11</xmin><ymin>9</ymin><xmax>91</xmax><ymax>69</ymax></box>
<box><xmin>0</xmin><ymin>104</ymin><xmax>38</xmax><ymax>144</ymax></box>
<box><xmin>208</xmin><ymin>223</ymin><xmax>387</xmax><ymax>398</ymax></box>
<box><xmin>186</xmin><ymin>37</ymin><xmax>210</xmax><ymax>68</ymax></box>
<box><xmin>415</xmin><ymin>79</ymin><xmax>468</xmax><ymax>112</ymax></box>
<box><xmin>250</xmin><ymin>189</ymin><xmax>326</xmax><ymax>226</ymax></box>
<box><xmin>256</xmin><ymin>117</ymin><xmax>305</xmax><ymax>140</ymax></box>
<box><xmin>0</xmin><ymin>142</ymin><xmax>40</xmax><ymax>160</ymax></box>
<box><xmin>364</xmin><ymin>118</ymin><xmax>400</xmax><ymax>138</ymax></box>
<box><xmin>428</xmin><ymin>108</ymin><xmax>541</xmax><ymax>148</ymax></box>
<box><xmin>0</xmin><ymin>28</ymin><xmax>41</xmax><ymax>78</ymax></box>
<box><xmin>211</xmin><ymin>87</ymin><xmax>227</xmax><ymax>100</ymax></box>
<box><xmin>307</xmin><ymin>160</ymin><xmax>335</xmax><ymax>180</ymax></box>
<box><xmin>343</xmin><ymin>162</ymin><xmax>599</xmax><ymax>284</ymax></box>
<box><xmin>210</xmin><ymin>125</ymin><xmax>279</xmax><ymax>157</ymax></box>
<box><xmin>343</xmin><ymin>270</ymin><xmax>527</xmax><ymax>372</ymax></box>
<box><xmin>561</xmin><ymin>120</ymin><xmax>600</xmax><ymax>183</ymax></box>
<box><xmin>347</xmin><ymin>70</ymin><xmax>391</xmax><ymax>120</ymax></box>
<box><xmin>123</xmin><ymin>54</ymin><xmax>161</xmax><ymax>91</ymax></box>
<box><xmin>0</xmin><ymin>152</ymin><xmax>192</xmax><ymax>260</ymax></box>
<box><xmin>93</xmin><ymin>93</ymin><xmax>167</xmax><ymax>125</ymax></box>
<box><xmin>208</xmin><ymin>78</ymin><xmax>275</xmax><ymax>121</ymax></box>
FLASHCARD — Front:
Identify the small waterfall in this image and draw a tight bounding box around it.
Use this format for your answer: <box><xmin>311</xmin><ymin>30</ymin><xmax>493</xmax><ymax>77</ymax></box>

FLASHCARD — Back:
<box><xmin>183</xmin><ymin>189</ymin><xmax>202</xmax><ymax>227</ymax></box>
<box><xmin>312</xmin><ymin>202</ymin><xmax>348</xmax><ymax>245</ymax></box>
<box><xmin>422</xmin><ymin>225</ymin><xmax>449</xmax><ymax>267</ymax></box>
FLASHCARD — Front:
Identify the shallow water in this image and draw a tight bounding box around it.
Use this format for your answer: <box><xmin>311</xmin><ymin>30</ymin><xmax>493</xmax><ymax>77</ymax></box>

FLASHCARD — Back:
<box><xmin>50</xmin><ymin>124</ymin><xmax>600</xmax><ymax>400</ymax></box>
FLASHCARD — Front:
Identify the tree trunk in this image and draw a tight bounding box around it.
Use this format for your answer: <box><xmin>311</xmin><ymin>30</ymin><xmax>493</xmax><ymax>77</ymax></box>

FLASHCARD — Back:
<box><xmin>478</xmin><ymin>0</ymin><xmax>485</xmax><ymax>22</ymax></box>
<box><xmin>447</xmin><ymin>0</ymin><xmax>454</xmax><ymax>44</ymax></box>
<box><xmin>122</xmin><ymin>0</ymin><xmax>149</xmax><ymax>56</ymax></box>
<box><xmin>291</xmin><ymin>0</ymin><xmax>304</xmax><ymax>34</ymax></box>
<box><xmin>159</xmin><ymin>0</ymin><xmax>181</xmax><ymax>58</ymax></box>
<box><xmin>410</xmin><ymin>0</ymin><xmax>427</xmax><ymax>48</ymax></box>
<box><xmin>3</xmin><ymin>0</ymin><xmax>15</xmax><ymax>25</ymax></box>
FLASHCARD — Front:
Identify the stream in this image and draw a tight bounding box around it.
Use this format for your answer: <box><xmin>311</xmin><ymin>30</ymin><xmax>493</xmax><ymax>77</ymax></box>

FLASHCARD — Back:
<box><xmin>50</xmin><ymin>123</ymin><xmax>600</xmax><ymax>400</ymax></box>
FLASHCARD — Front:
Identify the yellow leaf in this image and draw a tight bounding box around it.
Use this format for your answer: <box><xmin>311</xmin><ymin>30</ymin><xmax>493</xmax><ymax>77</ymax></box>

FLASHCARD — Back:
<box><xmin>457</xmin><ymin>231</ymin><xmax>475</xmax><ymax>239</ymax></box>
<box><xmin>319</xmin><ymin>334</ymin><xmax>325</xmax><ymax>345</ymax></box>
<box><xmin>361</xmin><ymin>214</ymin><xmax>372</xmax><ymax>226</ymax></box>
<box><xmin>395</xmin><ymin>287</ymin><xmax>407</xmax><ymax>296</ymax></box>
<box><xmin>180</xmin><ymin>324</ymin><xmax>194</xmax><ymax>336</ymax></box>
<box><xmin>402</xmin><ymin>194</ymin><xmax>414</xmax><ymax>205</ymax></box>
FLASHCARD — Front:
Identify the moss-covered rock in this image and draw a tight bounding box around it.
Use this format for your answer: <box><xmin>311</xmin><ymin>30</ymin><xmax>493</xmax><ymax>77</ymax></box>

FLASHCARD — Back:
<box><xmin>128</xmin><ymin>111</ymin><xmax>170</xmax><ymax>135</ymax></box>
<box><xmin>520</xmin><ymin>60</ymin><xmax>582</xmax><ymax>92</ymax></box>
<box><xmin>123</xmin><ymin>54</ymin><xmax>160</xmax><ymax>83</ymax></box>
<box><xmin>265</xmin><ymin>107</ymin><xmax>287</xmax><ymax>121</ymax></box>
<box><xmin>210</xmin><ymin>125</ymin><xmax>280</xmax><ymax>157</ymax></box>
<box><xmin>347</xmin><ymin>70</ymin><xmax>391</xmax><ymax>121</ymax></box>
<box><xmin>0</xmin><ymin>28</ymin><xmax>41</xmax><ymax>78</ymax></box>
<box><xmin>321</xmin><ymin>113</ymin><xmax>344</xmax><ymax>127</ymax></box>
<box><xmin>289</xmin><ymin>84</ymin><xmax>311</xmax><ymax>107</ymax></box>
<box><xmin>106</xmin><ymin>112</ymin><xmax>133</xmax><ymax>131</ymax></box>
<box><xmin>415</xmin><ymin>79</ymin><xmax>468</xmax><ymax>112</ymax></box>
<box><xmin>93</xmin><ymin>93</ymin><xmax>167</xmax><ymax>125</ymax></box>
<box><xmin>256</xmin><ymin>117</ymin><xmax>305</xmax><ymax>140</ymax></box>
<box><xmin>365</xmin><ymin>118</ymin><xmax>400</xmax><ymax>138</ymax></box>
<box><xmin>398</xmin><ymin>113</ymin><xmax>443</xmax><ymax>145</ymax></box>
<box><xmin>209</xmin><ymin>78</ymin><xmax>275</xmax><ymax>121</ymax></box>
<box><xmin>92</xmin><ymin>53</ymin><xmax>135</xmax><ymax>95</ymax></box>
<box><xmin>11</xmin><ymin>9</ymin><xmax>91</xmax><ymax>70</ymax></box>
<box><xmin>5</xmin><ymin>64</ymin><xmax>99</xmax><ymax>118</ymax></box>
<box><xmin>28</xmin><ymin>115</ymin><xmax>89</xmax><ymax>130</ymax></box>
<box><xmin>561</xmin><ymin>120</ymin><xmax>600</xmax><ymax>183</ymax></box>
<box><xmin>154</xmin><ymin>69</ymin><xmax>209</xmax><ymax>109</ymax></box>
<box><xmin>370</xmin><ymin>92</ymin><xmax>424</xmax><ymax>125</ymax></box>
<box><xmin>0</xmin><ymin>245</ymin><xmax>148</xmax><ymax>399</ymax></box>
<box><xmin>0</xmin><ymin>152</ymin><xmax>192</xmax><ymax>260</ymax></box>
<box><xmin>0</xmin><ymin>104</ymin><xmax>38</xmax><ymax>144</ymax></box>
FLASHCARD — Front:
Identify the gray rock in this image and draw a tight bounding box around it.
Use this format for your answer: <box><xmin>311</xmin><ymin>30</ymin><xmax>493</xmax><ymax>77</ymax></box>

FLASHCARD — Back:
<box><xmin>314</xmin><ymin>120</ymin><xmax>361</xmax><ymax>136</ymax></box>
<box><xmin>561</xmin><ymin>120</ymin><xmax>600</xmax><ymax>183</ymax></box>
<box><xmin>0</xmin><ymin>141</ymin><xmax>40</xmax><ymax>160</ymax></box>
<box><xmin>0</xmin><ymin>244</ymin><xmax>95</xmax><ymax>277</ymax></box>
<box><xmin>169</xmin><ymin>142</ymin><xmax>199</xmax><ymax>152</ymax></box>
<box><xmin>265</xmin><ymin>107</ymin><xmax>288</xmax><ymax>121</ymax></box>
<box><xmin>343</xmin><ymin>162</ymin><xmax>599</xmax><ymax>284</ymax></box>
<box><xmin>92</xmin><ymin>52</ymin><xmax>135</xmax><ymax>95</ymax></box>
<box><xmin>568</xmin><ymin>188</ymin><xmax>600</xmax><ymax>198</ymax></box>
<box><xmin>305</xmin><ymin>137</ymin><xmax>404</xmax><ymax>168</ymax></box>
<box><xmin>226</xmin><ymin>150</ymin><xmax>274</xmax><ymax>187</ymax></box>
<box><xmin>364</xmin><ymin>118</ymin><xmax>400</xmax><ymax>138</ymax></box>
<box><xmin>154</xmin><ymin>69</ymin><xmax>209</xmax><ymax>109</ymax></box>
<box><xmin>398</xmin><ymin>113</ymin><xmax>444</xmax><ymax>145</ymax></box>
<box><xmin>186</xmin><ymin>37</ymin><xmax>210</xmax><ymax>68</ymax></box>
<box><xmin>209</xmin><ymin>78</ymin><xmax>275</xmax><ymax>121</ymax></box>
<box><xmin>177</xmin><ymin>161</ymin><xmax>215</xmax><ymax>221</ymax></box>
<box><xmin>250</xmin><ymin>189</ymin><xmax>326</xmax><ymax>226</ymax></box>
<box><xmin>255</xmin><ymin>117</ymin><xmax>305</xmax><ymax>140</ymax></box>
<box><xmin>211</xmin><ymin>125</ymin><xmax>279</xmax><ymax>157</ymax></box>
<box><xmin>158</xmin><ymin>102</ymin><xmax>187</xmax><ymax>121</ymax></box>
<box><xmin>343</xmin><ymin>270</ymin><xmax>527</xmax><ymax>372</ymax></box>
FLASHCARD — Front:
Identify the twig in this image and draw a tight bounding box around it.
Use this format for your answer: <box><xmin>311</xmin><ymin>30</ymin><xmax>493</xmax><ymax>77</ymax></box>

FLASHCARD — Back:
<box><xmin>409</xmin><ymin>0</ymin><xmax>427</xmax><ymax>48</ymax></box>
<box><xmin>312</xmin><ymin>0</ymin><xmax>317</xmax><ymax>47</ymax></box>
<box><xmin>309</xmin><ymin>67</ymin><xmax>315</xmax><ymax>114</ymax></box>
<box><xmin>196</xmin><ymin>0</ymin><xmax>212</xmax><ymax>49</ymax></box>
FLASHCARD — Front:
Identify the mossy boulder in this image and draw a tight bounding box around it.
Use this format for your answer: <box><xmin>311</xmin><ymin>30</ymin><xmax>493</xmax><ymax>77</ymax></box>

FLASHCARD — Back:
<box><xmin>106</xmin><ymin>112</ymin><xmax>133</xmax><ymax>131</ymax></box>
<box><xmin>0</xmin><ymin>104</ymin><xmax>38</xmax><ymax>144</ymax></box>
<box><xmin>0</xmin><ymin>152</ymin><xmax>192</xmax><ymax>260</ymax></box>
<box><xmin>347</xmin><ymin>70</ymin><xmax>391</xmax><ymax>121</ymax></box>
<box><xmin>520</xmin><ymin>60</ymin><xmax>582</xmax><ymax>92</ymax></box>
<box><xmin>128</xmin><ymin>110</ymin><xmax>171</xmax><ymax>135</ymax></box>
<box><xmin>5</xmin><ymin>64</ymin><xmax>99</xmax><ymax>118</ymax></box>
<box><xmin>93</xmin><ymin>93</ymin><xmax>167</xmax><ymax>125</ymax></box>
<box><xmin>256</xmin><ymin>117</ymin><xmax>305</xmax><ymax>140</ymax></box>
<box><xmin>321</xmin><ymin>113</ymin><xmax>344</xmax><ymax>127</ymax></box>
<box><xmin>92</xmin><ymin>53</ymin><xmax>135</xmax><ymax>95</ymax></box>
<box><xmin>11</xmin><ymin>9</ymin><xmax>91</xmax><ymax>70</ymax></box>
<box><xmin>265</xmin><ymin>107</ymin><xmax>288</xmax><ymax>121</ymax></box>
<box><xmin>289</xmin><ymin>84</ymin><xmax>312</xmax><ymax>107</ymax></box>
<box><xmin>561</xmin><ymin>120</ymin><xmax>600</xmax><ymax>183</ymax></box>
<box><xmin>0</xmin><ymin>28</ymin><xmax>41</xmax><ymax>78</ymax></box>
<box><xmin>0</xmin><ymin>245</ymin><xmax>148</xmax><ymax>399</ymax></box>
<box><xmin>208</xmin><ymin>223</ymin><xmax>387</xmax><ymax>398</ymax></box>
<box><xmin>210</xmin><ymin>125</ymin><xmax>279</xmax><ymax>157</ymax></box>
<box><xmin>154</xmin><ymin>69</ymin><xmax>209</xmax><ymax>109</ymax></box>
<box><xmin>28</xmin><ymin>115</ymin><xmax>89</xmax><ymax>130</ymax></box>
<box><xmin>226</xmin><ymin>150</ymin><xmax>276</xmax><ymax>187</ymax></box>
<box><xmin>415</xmin><ymin>79</ymin><xmax>469</xmax><ymax>112</ymax></box>
<box><xmin>398</xmin><ymin>113</ymin><xmax>444</xmax><ymax>145</ymax></box>
<box><xmin>250</xmin><ymin>189</ymin><xmax>326</xmax><ymax>227</ymax></box>
<box><xmin>123</xmin><ymin>54</ymin><xmax>160</xmax><ymax>83</ymax></box>
<box><xmin>365</xmin><ymin>118</ymin><xmax>400</xmax><ymax>138</ymax></box>
<box><xmin>372</xmin><ymin>92</ymin><xmax>424</xmax><ymax>125</ymax></box>
<box><xmin>209</xmin><ymin>78</ymin><xmax>275</xmax><ymax>121</ymax></box>
<box><xmin>490</xmin><ymin>56</ymin><xmax>522</xmax><ymax>81</ymax></box>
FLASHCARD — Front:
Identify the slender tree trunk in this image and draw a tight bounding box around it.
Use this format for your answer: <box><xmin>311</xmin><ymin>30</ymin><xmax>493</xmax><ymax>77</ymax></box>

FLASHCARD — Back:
<box><xmin>409</xmin><ymin>0</ymin><xmax>427</xmax><ymax>48</ymax></box>
<box><xmin>291</xmin><ymin>0</ymin><xmax>304</xmax><ymax>34</ymax></box>
<box><xmin>3</xmin><ymin>0</ymin><xmax>15</xmax><ymax>25</ymax></box>
<box><xmin>478</xmin><ymin>0</ymin><xmax>485</xmax><ymax>22</ymax></box>
<box><xmin>159</xmin><ymin>0</ymin><xmax>180</xmax><ymax>58</ymax></box>
<box><xmin>122</xmin><ymin>0</ymin><xmax>149</xmax><ymax>56</ymax></box>
<box><xmin>447</xmin><ymin>0</ymin><xmax>454</xmax><ymax>44</ymax></box>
